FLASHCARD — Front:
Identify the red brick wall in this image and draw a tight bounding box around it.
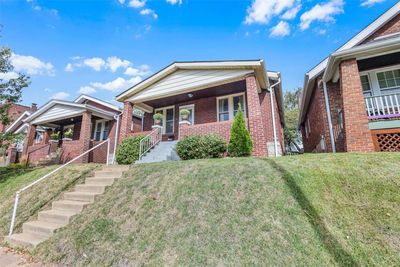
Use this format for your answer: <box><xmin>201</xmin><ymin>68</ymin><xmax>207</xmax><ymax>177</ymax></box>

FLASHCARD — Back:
<box><xmin>89</xmin><ymin>140</ymin><xmax>108</xmax><ymax>163</ymax></box>
<box><xmin>362</xmin><ymin>13</ymin><xmax>400</xmax><ymax>44</ymax></box>
<box><xmin>340</xmin><ymin>59</ymin><xmax>374</xmax><ymax>152</ymax></box>
<box><xmin>0</xmin><ymin>104</ymin><xmax>33</xmax><ymax>132</ymax></box>
<box><xmin>132</xmin><ymin>116</ymin><xmax>142</xmax><ymax>132</ymax></box>
<box><xmin>26</xmin><ymin>144</ymin><xmax>50</xmax><ymax>164</ymax></box>
<box><xmin>119</xmin><ymin>102</ymin><xmax>133</xmax><ymax>142</ymax></box>
<box><xmin>179</xmin><ymin>121</ymin><xmax>234</xmax><ymax>142</ymax></box>
<box><xmin>60</xmin><ymin>140</ymin><xmax>81</xmax><ymax>163</ymax></box>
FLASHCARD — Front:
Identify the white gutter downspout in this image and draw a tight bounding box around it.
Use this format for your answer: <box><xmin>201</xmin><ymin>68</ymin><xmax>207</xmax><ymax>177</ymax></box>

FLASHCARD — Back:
<box><xmin>111</xmin><ymin>112</ymin><xmax>123</xmax><ymax>164</ymax></box>
<box><xmin>322</xmin><ymin>81</ymin><xmax>336</xmax><ymax>153</ymax></box>
<box><xmin>269</xmin><ymin>77</ymin><xmax>281</xmax><ymax>157</ymax></box>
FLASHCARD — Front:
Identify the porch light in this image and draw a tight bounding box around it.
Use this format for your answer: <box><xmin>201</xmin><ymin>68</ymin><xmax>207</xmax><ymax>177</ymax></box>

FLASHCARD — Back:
<box><xmin>187</xmin><ymin>93</ymin><xmax>194</xmax><ymax>98</ymax></box>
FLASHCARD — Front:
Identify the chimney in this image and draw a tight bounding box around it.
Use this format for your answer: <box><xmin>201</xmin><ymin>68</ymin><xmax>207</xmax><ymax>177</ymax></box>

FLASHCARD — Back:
<box><xmin>31</xmin><ymin>103</ymin><xmax>38</xmax><ymax>112</ymax></box>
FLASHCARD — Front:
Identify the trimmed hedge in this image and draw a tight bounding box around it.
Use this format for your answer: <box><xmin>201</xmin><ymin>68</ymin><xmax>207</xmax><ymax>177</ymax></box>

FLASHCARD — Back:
<box><xmin>176</xmin><ymin>134</ymin><xmax>226</xmax><ymax>160</ymax></box>
<box><xmin>116</xmin><ymin>136</ymin><xmax>143</xmax><ymax>165</ymax></box>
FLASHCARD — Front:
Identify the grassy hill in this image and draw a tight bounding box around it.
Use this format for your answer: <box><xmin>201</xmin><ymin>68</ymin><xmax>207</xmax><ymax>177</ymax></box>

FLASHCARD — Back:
<box><xmin>32</xmin><ymin>153</ymin><xmax>400</xmax><ymax>266</ymax></box>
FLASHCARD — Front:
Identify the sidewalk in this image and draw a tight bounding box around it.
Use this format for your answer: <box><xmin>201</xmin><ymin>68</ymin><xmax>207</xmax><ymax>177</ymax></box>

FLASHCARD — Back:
<box><xmin>0</xmin><ymin>247</ymin><xmax>43</xmax><ymax>267</ymax></box>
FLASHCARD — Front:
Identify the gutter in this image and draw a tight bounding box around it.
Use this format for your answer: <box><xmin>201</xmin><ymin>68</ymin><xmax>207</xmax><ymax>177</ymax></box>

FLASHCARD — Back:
<box><xmin>269</xmin><ymin>75</ymin><xmax>281</xmax><ymax>157</ymax></box>
<box><xmin>111</xmin><ymin>112</ymin><xmax>123</xmax><ymax>164</ymax></box>
<box><xmin>322</xmin><ymin>82</ymin><xmax>336</xmax><ymax>153</ymax></box>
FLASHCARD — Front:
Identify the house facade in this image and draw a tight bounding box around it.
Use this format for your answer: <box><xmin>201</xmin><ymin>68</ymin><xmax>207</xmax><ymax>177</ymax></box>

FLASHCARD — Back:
<box><xmin>116</xmin><ymin>60</ymin><xmax>285</xmax><ymax>157</ymax></box>
<box><xmin>299</xmin><ymin>2</ymin><xmax>400</xmax><ymax>153</ymax></box>
<box><xmin>21</xmin><ymin>95</ymin><xmax>122</xmax><ymax>165</ymax></box>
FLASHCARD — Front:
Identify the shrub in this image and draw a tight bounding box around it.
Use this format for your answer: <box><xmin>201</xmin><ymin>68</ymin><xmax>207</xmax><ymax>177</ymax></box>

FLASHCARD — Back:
<box><xmin>116</xmin><ymin>136</ymin><xmax>143</xmax><ymax>164</ymax></box>
<box><xmin>228</xmin><ymin>105</ymin><xmax>253</xmax><ymax>157</ymax></box>
<box><xmin>176</xmin><ymin>134</ymin><xmax>226</xmax><ymax>160</ymax></box>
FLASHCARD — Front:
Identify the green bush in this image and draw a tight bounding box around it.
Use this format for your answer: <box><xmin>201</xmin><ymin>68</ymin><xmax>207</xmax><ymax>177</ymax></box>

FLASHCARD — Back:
<box><xmin>176</xmin><ymin>134</ymin><xmax>226</xmax><ymax>160</ymax></box>
<box><xmin>228</xmin><ymin>105</ymin><xmax>253</xmax><ymax>157</ymax></box>
<box><xmin>116</xmin><ymin>136</ymin><xmax>143</xmax><ymax>164</ymax></box>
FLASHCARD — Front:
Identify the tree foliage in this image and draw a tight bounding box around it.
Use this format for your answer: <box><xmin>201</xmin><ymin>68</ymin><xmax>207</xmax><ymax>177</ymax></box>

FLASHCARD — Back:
<box><xmin>283</xmin><ymin>87</ymin><xmax>302</xmax><ymax>151</ymax></box>
<box><xmin>0</xmin><ymin>47</ymin><xmax>30</xmax><ymax>152</ymax></box>
<box><xmin>228</xmin><ymin>105</ymin><xmax>253</xmax><ymax>157</ymax></box>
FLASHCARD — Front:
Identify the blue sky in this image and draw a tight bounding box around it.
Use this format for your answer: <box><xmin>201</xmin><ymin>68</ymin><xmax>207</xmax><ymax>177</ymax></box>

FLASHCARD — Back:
<box><xmin>1</xmin><ymin>0</ymin><xmax>398</xmax><ymax>107</ymax></box>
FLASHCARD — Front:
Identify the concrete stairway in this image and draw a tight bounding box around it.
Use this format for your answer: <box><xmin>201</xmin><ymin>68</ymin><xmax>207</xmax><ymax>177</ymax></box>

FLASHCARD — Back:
<box><xmin>5</xmin><ymin>164</ymin><xmax>129</xmax><ymax>250</ymax></box>
<box><xmin>136</xmin><ymin>141</ymin><xmax>179</xmax><ymax>164</ymax></box>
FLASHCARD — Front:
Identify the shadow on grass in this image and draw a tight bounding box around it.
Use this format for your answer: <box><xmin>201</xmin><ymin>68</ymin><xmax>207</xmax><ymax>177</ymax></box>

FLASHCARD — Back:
<box><xmin>266</xmin><ymin>159</ymin><xmax>359</xmax><ymax>267</ymax></box>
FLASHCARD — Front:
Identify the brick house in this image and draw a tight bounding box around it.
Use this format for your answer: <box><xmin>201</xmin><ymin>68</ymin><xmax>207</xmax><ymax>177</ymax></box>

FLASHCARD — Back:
<box><xmin>21</xmin><ymin>95</ymin><xmax>122</xmax><ymax>164</ymax></box>
<box><xmin>116</xmin><ymin>60</ymin><xmax>285</xmax><ymax>157</ymax></box>
<box><xmin>299</xmin><ymin>2</ymin><xmax>400</xmax><ymax>153</ymax></box>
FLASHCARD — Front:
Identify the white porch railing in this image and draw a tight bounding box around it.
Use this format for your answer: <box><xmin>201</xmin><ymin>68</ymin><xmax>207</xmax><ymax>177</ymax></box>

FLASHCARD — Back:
<box><xmin>8</xmin><ymin>139</ymin><xmax>110</xmax><ymax>236</ymax></box>
<box><xmin>365</xmin><ymin>92</ymin><xmax>400</xmax><ymax>119</ymax></box>
<box><xmin>138</xmin><ymin>127</ymin><xmax>162</xmax><ymax>160</ymax></box>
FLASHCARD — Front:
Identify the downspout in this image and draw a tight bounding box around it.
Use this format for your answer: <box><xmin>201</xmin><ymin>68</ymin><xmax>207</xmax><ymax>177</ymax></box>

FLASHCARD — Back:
<box><xmin>111</xmin><ymin>112</ymin><xmax>123</xmax><ymax>164</ymax></box>
<box><xmin>269</xmin><ymin>77</ymin><xmax>281</xmax><ymax>157</ymax></box>
<box><xmin>322</xmin><ymin>81</ymin><xmax>336</xmax><ymax>153</ymax></box>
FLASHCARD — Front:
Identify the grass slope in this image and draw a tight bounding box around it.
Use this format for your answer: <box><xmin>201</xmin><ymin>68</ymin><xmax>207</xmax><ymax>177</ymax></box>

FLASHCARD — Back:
<box><xmin>34</xmin><ymin>153</ymin><xmax>400</xmax><ymax>266</ymax></box>
<box><xmin>0</xmin><ymin>164</ymin><xmax>99</xmax><ymax>239</ymax></box>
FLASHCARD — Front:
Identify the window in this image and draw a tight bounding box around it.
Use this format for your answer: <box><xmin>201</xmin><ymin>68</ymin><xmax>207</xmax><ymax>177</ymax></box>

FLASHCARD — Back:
<box><xmin>217</xmin><ymin>93</ymin><xmax>246</xmax><ymax>122</ymax></box>
<box><xmin>102</xmin><ymin>121</ymin><xmax>109</xmax><ymax>140</ymax></box>
<box><xmin>95</xmin><ymin>122</ymin><xmax>102</xmax><ymax>141</ymax></box>
<box><xmin>360</xmin><ymin>75</ymin><xmax>372</xmax><ymax>96</ymax></box>
<box><xmin>377</xmin><ymin>69</ymin><xmax>400</xmax><ymax>90</ymax></box>
<box><xmin>35</xmin><ymin>131</ymin><xmax>44</xmax><ymax>144</ymax></box>
<box><xmin>179</xmin><ymin>105</ymin><xmax>195</xmax><ymax>124</ymax></box>
<box><xmin>154</xmin><ymin>106</ymin><xmax>175</xmax><ymax>134</ymax></box>
<box><xmin>93</xmin><ymin>120</ymin><xmax>111</xmax><ymax>141</ymax></box>
<box><xmin>338</xmin><ymin>109</ymin><xmax>344</xmax><ymax>131</ymax></box>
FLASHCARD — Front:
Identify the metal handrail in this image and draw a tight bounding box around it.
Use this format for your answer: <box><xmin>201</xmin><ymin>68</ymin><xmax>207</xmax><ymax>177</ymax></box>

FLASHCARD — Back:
<box><xmin>138</xmin><ymin>127</ymin><xmax>162</xmax><ymax>160</ymax></box>
<box><xmin>8</xmin><ymin>138</ymin><xmax>110</xmax><ymax>236</ymax></box>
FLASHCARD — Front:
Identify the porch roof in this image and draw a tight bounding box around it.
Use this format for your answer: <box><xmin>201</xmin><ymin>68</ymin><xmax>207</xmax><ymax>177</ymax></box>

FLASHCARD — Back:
<box><xmin>25</xmin><ymin>99</ymin><xmax>118</xmax><ymax>125</ymax></box>
<box><xmin>5</xmin><ymin>111</ymin><xmax>31</xmax><ymax>134</ymax></box>
<box><xmin>115</xmin><ymin>60</ymin><xmax>270</xmax><ymax>103</ymax></box>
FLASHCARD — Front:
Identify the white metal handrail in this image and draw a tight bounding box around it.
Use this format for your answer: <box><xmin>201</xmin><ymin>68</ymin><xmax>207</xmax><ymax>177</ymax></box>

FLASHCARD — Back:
<box><xmin>138</xmin><ymin>127</ymin><xmax>162</xmax><ymax>160</ymax></box>
<box><xmin>8</xmin><ymin>138</ymin><xmax>110</xmax><ymax>236</ymax></box>
<box><xmin>365</xmin><ymin>92</ymin><xmax>400</xmax><ymax>118</ymax></box>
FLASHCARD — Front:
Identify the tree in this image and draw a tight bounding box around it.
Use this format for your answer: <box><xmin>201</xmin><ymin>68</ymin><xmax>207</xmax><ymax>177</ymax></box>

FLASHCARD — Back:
<box><xmin>283</xmin><ymin>87</ymin><xmax>302</xmax><ymax>152</ymax></box>
<box><xmin>228</xmin><ymin>104</ymin><xmax>253</xmax><ymax>157</ymax></box>
<box><xmin>0</xmin><ymin>47</ymin><xmax>30</xmax><ymax>153</ymax></box>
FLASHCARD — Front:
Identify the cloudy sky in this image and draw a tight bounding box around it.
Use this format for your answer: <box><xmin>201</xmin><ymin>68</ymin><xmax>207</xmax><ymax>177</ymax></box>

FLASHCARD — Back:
<box><xmin>1</xmin><ymin>0</ymin><xmax>398</xmax><ymax>107</ymax></box>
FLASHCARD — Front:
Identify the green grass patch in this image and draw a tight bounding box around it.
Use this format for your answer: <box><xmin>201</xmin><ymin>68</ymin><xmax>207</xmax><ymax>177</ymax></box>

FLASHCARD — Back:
<box><xmin>34</xmin><ymin>154</ymin><xmax>400</xmax><ymax>266</ymax></box>
<box><xmin>0</xmin><ymin>164</ymin><xmax>99</xmax><ymax>239</ymax></box>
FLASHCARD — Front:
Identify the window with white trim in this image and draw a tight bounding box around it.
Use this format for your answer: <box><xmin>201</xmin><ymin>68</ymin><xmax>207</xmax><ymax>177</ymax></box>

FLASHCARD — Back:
<box><xmin>360</xmin><ymin>75</ymin><xmax>372</xmax><ymax>96</ymax></box>
<box><xmin>179</xmin><ymin>105</ymin><xmax>195</xmax><ymax>124</ymax></box>
<box><xmin>377</xmin><ymin>69</ymin><xmax>400</xmax><ymax>90</ymax></box>
<box><xmin>154</xmin><ymin>106</ymin><xmax>175</xmax><ymax>134</ymax></box>
<box><xmin>217</xmin><ymin>93</ymin><xmax>246</xmax><ymax>122</ymax></box>
<box><xmin>92</xmin><ymin>120</ymin><xmax>110</xmax><ymax>141</ymax></box>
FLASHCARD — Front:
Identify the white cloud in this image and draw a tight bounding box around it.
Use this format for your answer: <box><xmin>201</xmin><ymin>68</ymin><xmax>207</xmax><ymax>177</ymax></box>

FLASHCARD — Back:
<box><xmin>106</xmin><ymin>56</ymin><xmax>131</xmax><ymax>73</ymax></box>
<box><xmin>281</xmin><ymin>4</ymin><xmax>301</xmax><ymax>20</ymax></box>
<box><xmin>79</xmin><ymin>86</ymin><xmax>96</xmax><ymax>95</ymax></box>
<box><xmin>270</xmin><ymin>21</ymin><xmax>291</xmax><ymax>37</ymax></box>
<box><xmin>166</xmin><ymin>0</ymin><xmax>182</xmax><ymax>5</ymax></box>
<box><xmin>118</xmin><ymin>0</ymin><xmax>125</xmax><ymax>4</ymax></box>
<box><xmin>51</xmin><ymin>92</ymin><xmax>70</xmax><ymax>100</ymax></box>
<box><xmin>361</xmin><ymin>0</ymin><xmax>386</xmax><ymax>7</ymax></box>
<box><xmin>128</xmin><ymin>0</ymin><xmax>146</xmax><ymax>8</ymax></box>
<box><xmin>64</xmin><ymin>63</ymin><xmax>74</xmax><ymax>72</ymax></box>
<box><xmin>140</xmin><ymin>8</ymin><xmax>158</xmax><ymax>19</ymax></box>
<box><xmin>10</xmin><ymin>54</ymin><xmax>54</xmax><ymax>76</ymax></box>
<box><xmin>0</xmin><ymin>72</ymin><xmax>19</xmax><ymax>80</ymax></box>
<box><xmin>245</xmin><ymin>0</ymin><xmax>299</xmax><ymax>25</ymax></box>
<box><xmin>90</xmin><ymin>76</ymin><xmax>142</xmax><ymax>92</ymax></box>
<box><xmin>300</xmin><ymin>0</ymin><xmax>344</xmax><ymax>31</ymax></box>
<box><xmin>124</xmin><ymin>64</ymin><xmax>151</xmax><ymax>76</ymax></box>
<box><xmin>83</xmin><ymin>57</ymin><xmax>106</xmax><ymax>71</ymax></box>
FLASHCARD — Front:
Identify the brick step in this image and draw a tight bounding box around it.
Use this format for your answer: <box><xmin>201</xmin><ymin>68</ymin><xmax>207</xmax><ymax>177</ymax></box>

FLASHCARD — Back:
<box><xmin>38</xmin><ymin>209</ymin><xmax>77</xmax><ymax>224</ymax></box>
<box><xmin>23</xmin><ymin>220</ymin><xmax>65</xmax><ymax>237</ymax></box>
<box><xmin>5</xmin><ymin>233</ymin><xmax>48</xmax><ymax>250</ymax></box>
<box><xmin>63</xmin><ymin>191</ymin><xmax>99</xmax><ymax>202</ymax></box>
<box><xmin>52</xmin><ymin>200</ymin><xmax>91</xmax><ymax>212</ymax></box>
<box><xmin>85</xmin><ymin>177</ymin><xmax>115</xmax><ymax>186</ymax></box>
<box><xmin>75</xmin><ymin>184</ymin><xmax>106</xmax><ymax>194</ymax></box>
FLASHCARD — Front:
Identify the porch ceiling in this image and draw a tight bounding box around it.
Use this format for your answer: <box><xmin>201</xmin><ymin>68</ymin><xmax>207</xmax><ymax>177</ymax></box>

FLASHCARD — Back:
<box><xmin>40</xmin><ymin>115</ymin><xmax>104</xmax><ymax>128</ymax></box>
<box><xmin>358</xmin><ymin>52</ymin><xmax>400</xmax><ymax>71</ymax></box>
<box><xmin>144</xmin><ymin>80</ymin><xmax>246</xmax><ymax>108</ymax></box>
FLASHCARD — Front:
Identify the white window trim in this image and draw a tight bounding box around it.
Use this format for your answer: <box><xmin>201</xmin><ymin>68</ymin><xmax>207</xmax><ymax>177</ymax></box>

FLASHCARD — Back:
<box><xmin>360</xmin><ymin>64</ymin><xmax>400</xmax><ymax>96</ymax></box>
<box><xmin>93</xmin><ymin>119</ymin><xmax>109</xmax><ymax>141</ymax></box>
<box><xmin>154</xmin><ymin>105</ymin><xmax>175</xmax><ymax>134</ymax></box>
<box><xmin>179</xmin><ymin>104</ymin><xmax>195</xmax><ymax>124</ymax></box>
<box><xmin>216</xmin><ymin>92</ymin><xmax>246</xmax><ymax>122</ymax></box>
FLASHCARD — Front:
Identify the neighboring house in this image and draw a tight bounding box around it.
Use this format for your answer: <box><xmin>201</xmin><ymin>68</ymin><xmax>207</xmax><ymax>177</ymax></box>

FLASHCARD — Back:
<box><xmin>0</xmin><ymin>103</ymin><xmax>37</xmax><ymax>165</ymax></box>
<box><xmin>299</xmin><ymin>2</ymin><xmax>400</xmax><ymax>153</ymax></box>
<box><xmin>116</xmin><ymin>60</ymin><xmax>285</xmax><ymax>157</ymax></box>
<box><xmin>21</xmin><ymin>95</ymin><xmax>122</xmax><ymax>164</ymax></box>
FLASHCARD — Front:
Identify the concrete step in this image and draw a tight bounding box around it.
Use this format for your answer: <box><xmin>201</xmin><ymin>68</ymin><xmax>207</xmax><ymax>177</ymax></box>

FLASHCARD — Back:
<box><xmin>63</xmin><ymin>191</ymin><xmax>99</xmax><ymax>202</ymax></box>
<box><xmin>5</xmin><ymin>233</ymin><xmax>48</xmax><ymax>250</ymax></box>
<box><xmin>85</xmin><ymin>177</ymin><xmax>115</xmax><ymax>186</ymax></box>
<box><xmin>75</xmin><ymin>184</ymin><xmax>106</xmax><ymax>194</ymax></box>
<box><xmin>38</xmin><ymin>209</ymin><xmax>77</xmax><ymax>224</ymax></box>
<box><xmin>103</xmin><ymin>165</ymin><xmax>130</xmax><ymax>171</ymax></box>
<box><xmin>93</xmin><ymin>171</ymin><xmax>123</xmax><ymax>178</ymax></box>
<box><xmin>52</xmin><ymin>200</ymin><xmax>91</xmax><ymax>212</ymax></box>
<box><xmin>23</xmin><ymin>220</ymin><xmax>65</xmax><ymax>237</ymax></box>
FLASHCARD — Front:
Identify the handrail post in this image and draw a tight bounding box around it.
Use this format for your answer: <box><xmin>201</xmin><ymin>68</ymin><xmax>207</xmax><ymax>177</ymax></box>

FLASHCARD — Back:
<box><xmin>106</xmin><ymin>139</ymin><xmax>110</xmax><ymax>165</ymax></box>
<box><xmin>9</xmin><ymin>191</ymin><xmax>20</xmax><ymax>236</ymax></box>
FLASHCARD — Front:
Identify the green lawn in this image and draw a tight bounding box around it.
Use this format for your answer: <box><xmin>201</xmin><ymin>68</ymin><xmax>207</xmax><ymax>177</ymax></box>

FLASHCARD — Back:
<box><xmin>0</xmin><ymin>164</ymin><xmax>99</xmax><ymax>239</ymax></box>
<box><xmin>33</xmin><ymin>153</ymin><xmax>400</xmax><ymax>266</ymax></box>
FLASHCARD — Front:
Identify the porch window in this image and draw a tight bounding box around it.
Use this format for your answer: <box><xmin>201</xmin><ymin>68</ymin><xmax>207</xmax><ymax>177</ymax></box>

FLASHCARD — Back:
<box><xmin>93</xmin><ymin>120</ymin><xmax>110</xmax><ymax>141</ymax></box>
<box><xmin>34</xmin><ymin>131</ymin><xmax>44</xmax><ymax>144</ymax></box>
<box><xmin>360</xmin><ymin>75</ymin><xmax>372</xmax><ymax>96</ymax></box>
<box><xmin>179</xmin><ymin>105</ymin><xmax>195</xmax><ymax>124</ymax></box>
<box><xmin>154</xmin><ymin>107</ymin><xmax>175</xmax><ymax>134</ymax></box>
<box><xmin>377</xmin><ymin>69</ymin><xmax>400</xmax><ymax>91</ymax></box>
<box><xmin>217</xmin><ymin>93</ymin><xmax>246</xmax><ymax>122</ymax></box>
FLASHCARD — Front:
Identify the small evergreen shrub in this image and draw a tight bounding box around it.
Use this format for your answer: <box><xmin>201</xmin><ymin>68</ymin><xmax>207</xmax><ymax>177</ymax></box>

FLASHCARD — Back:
<box><xmin>176</xmin><ymin>134</ymin><xmax>226</xmax><ymax>160</ymax></box>
<box><xmin>116</xmin><ymin>136</ymin><xmax>143</xmax><ymax>164</ymax></box>
<box><xmin>228</xmin><ymin>105</ymin><xmax>253</xmax><ymax>157</ymax></box>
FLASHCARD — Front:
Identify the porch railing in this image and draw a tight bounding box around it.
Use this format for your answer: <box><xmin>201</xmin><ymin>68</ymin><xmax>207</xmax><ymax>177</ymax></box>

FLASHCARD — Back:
<box><xmin>365</xmin><ymin>92</ymin><xmax>400</xmax><ymax>120</ymax></box>
<box><xmin>138</xmin><ymin>127</ymin><xmax>162</xmax><ymax>160</ymax></box>
<box><xmin>8</xmin><ymin>138</ymin><xmax>110</xmax><ymax>236</ymax></box>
